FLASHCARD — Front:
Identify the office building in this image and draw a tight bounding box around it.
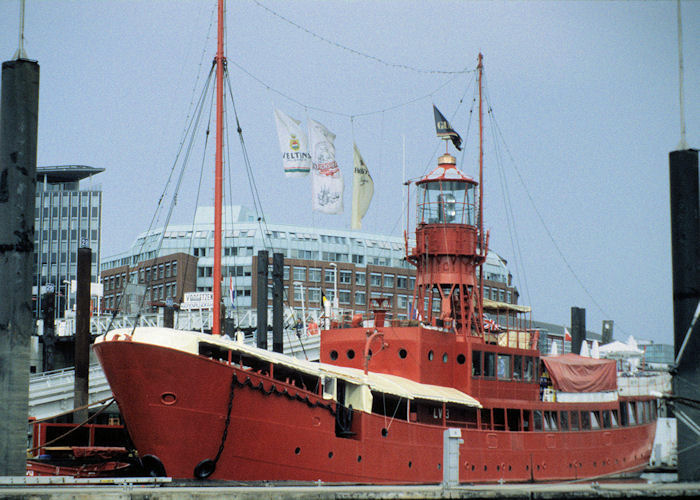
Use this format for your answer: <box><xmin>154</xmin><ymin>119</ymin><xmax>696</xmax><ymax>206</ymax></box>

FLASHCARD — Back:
<box><xmin>34</xmin><ymin>165</ymin><xmax>103</xmax><ymax>319</ymax></box>
<box><xmin>101</xmin><ymin>206</ymin><xmax>521</xmax><ymax>320</ymax></box>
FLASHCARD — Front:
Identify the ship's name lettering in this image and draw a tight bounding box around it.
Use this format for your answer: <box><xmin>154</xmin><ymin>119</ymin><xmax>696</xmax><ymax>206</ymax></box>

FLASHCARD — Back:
<box><xmin>432</xmin><ymin>407</ymin><xmax>450</xmax><ymax>419</ymax></box>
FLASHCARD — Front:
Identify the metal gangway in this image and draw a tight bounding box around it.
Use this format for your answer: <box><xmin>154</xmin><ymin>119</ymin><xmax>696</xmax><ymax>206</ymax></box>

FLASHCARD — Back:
<box><xmin>53</xmin><ymin>307</ymin><xmax>326</xmax><ymax>337</ymax></box>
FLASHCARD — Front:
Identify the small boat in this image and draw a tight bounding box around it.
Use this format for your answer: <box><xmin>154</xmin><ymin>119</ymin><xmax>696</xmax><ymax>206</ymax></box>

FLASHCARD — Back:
<box><xmin>93</xmin><ymin>1</ymin><xmax>657</xmax><ymax>483</ymax></box>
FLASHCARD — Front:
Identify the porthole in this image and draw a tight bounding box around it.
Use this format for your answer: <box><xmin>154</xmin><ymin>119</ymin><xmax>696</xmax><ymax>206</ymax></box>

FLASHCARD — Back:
<box><xmin>357</xmin><ymin>455</ymin><xmax>362</xmax><ymax>462</ymax></box>
<box><xmin>428</xmin><ymin>350</ymin><xmax>434</xmax><ymax>361</ymax></box>
<box><xmin>457</xmin><ymin>354</ymin><xmax>466</xmax><ymax>364</ymax></box>
<box><xmin>330</xmin><ymin>350</ymin><xmax>338</xmax><ymax>360</ymax></box>
<box><xmin>328</xmin><ymin>451</ymin><xmax>333</xmax><ymax>459</ymax></box>
<box><xmin>381</xmin><ymin>428</ymin><xmax>388</xmax><ymax>437</ymax></box>
<box><xmin>484</xmin><ymin>465</ymin><xmax>487</xmax><ymax>471</ymax></box>
<box><xmin>294</xmin><ymin>447</ymin><xmax>301</xmax><ymax>455</ymax></box>
<box><xmin>442</xmin><ymin>353</ymin><xmax>448</xmax><ymax>363</ymax></box>
<box><xmin>496</xmin><ymin>465</ymin><xmax>500</xmax><ymax>471</ymax></box>
<box><xmin>399</xmin><ymin>348</ymin><xmax>407</xmax><ymax>359</ymax></box>
<box><xmin>408</xmin><ymin>461</ymin><xmax>412</xmax><ymax>468</ymax></box>
<box><xmin>437</xmin><ymin>463</ymin><xmax>441</xmax><ymax>470</ymax></box>
<box><xmin>160</xmin><ymin>392</ymin><xmax>177</xmax><ymax>405</ymax></box>
<box><xmin>347</xmin><ymin>349</ymin><xmax>355</xmax><ymax>360</ymax></box>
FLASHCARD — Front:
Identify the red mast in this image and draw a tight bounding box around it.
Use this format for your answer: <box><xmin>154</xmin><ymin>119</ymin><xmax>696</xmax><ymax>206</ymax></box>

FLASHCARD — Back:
<box><xmin>212</xmin><ymin>0</ymin><xmax>225</xmax><ymax>335</ymax></box>
<box><xmin>477</xmin><ymin>53</ymin><xmax>485</xmax><ymax>326</ymax></box>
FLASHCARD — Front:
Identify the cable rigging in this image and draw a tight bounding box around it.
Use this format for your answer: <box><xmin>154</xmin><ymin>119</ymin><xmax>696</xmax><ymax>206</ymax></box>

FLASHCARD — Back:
<box><xmin>250</xmin><ymin>0</ymin><xmax>471</xmax><ymax>76</ymax></box>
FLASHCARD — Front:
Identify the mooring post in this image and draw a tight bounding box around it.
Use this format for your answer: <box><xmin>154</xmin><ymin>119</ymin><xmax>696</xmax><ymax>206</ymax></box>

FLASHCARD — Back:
<box><xmin>669</xmin><ymin>148</ymin><xmax>700</xmax><ymax>481</ymax></box>
<box><xmin>0</xmin><ymin>56</ymin><xmax>40</xmax><ymax>476</ymax></box>
<box><xmin>272</xmin><ymin>252</ymin><xmax>284</xmax><ymax>353</ymax></box>
<box><xmin>256</xmin><ymin>250</ymin><xmax>268</xmax><ymax>350</ymax></box>
<box><xmin>73</xmin><ymin>246</ymin><xmax>91</xmax><ymax>424</ymax></box>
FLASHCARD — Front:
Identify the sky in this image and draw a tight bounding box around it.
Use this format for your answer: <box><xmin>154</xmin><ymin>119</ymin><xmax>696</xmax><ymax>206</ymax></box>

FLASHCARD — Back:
<box><xmin>1</xmin><ymin>1</ymin><xmax>697</xmax><ymax>346</ymax></box>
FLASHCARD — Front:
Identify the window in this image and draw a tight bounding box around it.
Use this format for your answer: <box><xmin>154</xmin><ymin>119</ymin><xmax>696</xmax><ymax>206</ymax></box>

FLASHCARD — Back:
<box><xmin>397</xmin><ymin>275</ymin><xmax>408</xmax><ymax>289</ymax></box>
<box><xmin>293</xmin><ymin>267</ymin><xmax>306</xmax><ymax>281</ymax></box>
<box><xmin>560</xmin><ymin>411</ymin><xmax>569</xmax><ymax>431</ymax></box>
<box><xmin>324</xmin><ymin>268</ymin><xmax>336</xmax><ymax>283</ymax></box>
<box><xmin>171</xmin><ymin>261</ymin><xmax>177</xmax><ymax>277</ymax></box>
<box><xmin>338</xmin><ymin>290</ymin><xmax>351</xmax><ymax>305</ymax></box>
<box><xmin>544</xmin><ymin>411</ymin><xmax>558</xmax><ymax>431</ymax></box>
<box><xmin>355</xmin><ymin>291</ymin><xmax>366</xmax><ymax>306</ymax></box>
<box><xmin>570</xmin><ymin>411</ymin><xmax>580</xmax><ymax>431</ymax></box>
<box><xmin>293</xmin><ymin>286</ymin><xmax>304</xmax><ymax>302</ymax></box>
<box><xmin>370</xmin><ymin>273</ymin><xmax>382</xmax><ymax>287</ymax></box>
<box><xmin>484</xmin><ymin>352</ymin><xmax>496</xmax><ymax>378</ymax></box>
<box><xmin>383</xmin><ymin>274</ymin><xmax>394</xmax><ymax>288</ymax></box>
<box><xmin>339</xmin><ymin>270</ymin><xmax>352</xmax><ymax>284</ymax></box>
<box><xmin>309</xmin><ymin>268</ymin><xmax>322</xmax><ymax>282</ymax></box>
<box><xmin>397</xmin><ymin>294</ymin><xmax>408</xmax><ymax>310</ymax></box>
<box><xmin>524</xmin><ymin>357</ymin><xmax>534</xmax><ymax>382</ymax></box>
<box><xmin>497</xmin><ymin>354</ymin><xmax>511</xmax><ymax>379</ymax></box>
<box><xmin>533</xmin><ymin>410</ymin><xmax>543</xmax><ymax>431</ymax></box>
<box><xmin>409</xmin><ymin>276</ymin><xmax>416</xmax><ymax>289</ymax></box>
<box><xmin>308</xmin><ymin>288</ymin><xmax>321</xmax><ymax>303</ymax></box>
<box><xmin>512</xmin><ymin>355</ymin><xmax>522</xmax><ymax>381</ymax></box>
<box><xmin>159</xmin><ymin>264</ymin><xmax>164</xmax><ymax>279</ymax></box>
<box><xmin>472</xmin><ymin>351</ymin><xmax>482</xmax><ymax>376</ymax></box>
<box><xmin>165</xmin><ymin>262</ymin><xmax>170</xmax><ymax>278</ymax></box>
<box><xmin>355</xmin><ymin>272</ymin><xmax>366</xmax><ymax>286</ymax></box>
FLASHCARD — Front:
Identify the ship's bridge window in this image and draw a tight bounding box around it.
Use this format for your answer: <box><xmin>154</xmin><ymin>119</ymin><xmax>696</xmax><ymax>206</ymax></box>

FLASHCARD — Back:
<box><xmin>524</xmin><ymin>357</ymin><xmax>534</xmax><ymax>382</ymax></box>
<box><xmin>483</xmin><ymin>352</ymin><xmax>496</xmax><ymax>378</ymax></box>
<box><xmin>417</xmin><ymin>180</ymin><xmax>476</xmax><ymax>225</ymax></box>
<box><xmin>497</xmin><ymin>354</ymin><xmax>511</xmax><ymax>380</ymax></box>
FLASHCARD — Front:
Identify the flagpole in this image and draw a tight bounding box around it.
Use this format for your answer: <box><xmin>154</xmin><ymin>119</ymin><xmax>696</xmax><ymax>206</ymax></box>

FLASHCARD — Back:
<box><xmin>402</xmin><ymin>135</ymin><xmax>406</xmax><ymax>235</ymax></box>
<box><xmin>212</xmin><ymin>0</ymin><xmax>225</xmax><ymax>335</ymax></box>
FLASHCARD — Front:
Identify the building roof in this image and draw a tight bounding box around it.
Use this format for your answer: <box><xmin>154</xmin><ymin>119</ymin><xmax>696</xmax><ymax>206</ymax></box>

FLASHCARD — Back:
<box><xmin>37</xmin><ymin>165</ymin><xmax>104</xmax><ymax>183</ymax></box>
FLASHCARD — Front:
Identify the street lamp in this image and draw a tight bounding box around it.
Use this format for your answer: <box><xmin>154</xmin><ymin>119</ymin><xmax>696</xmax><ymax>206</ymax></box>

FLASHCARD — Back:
<box><xmin>62</xmin><ymin>280</ymin><xmax>72</xmax><ymax>318</ymax></box>
<box><xmin>329</xmin><ymin>262</ymin><xmax>339</xmax><ymax>312</ymax></box>
<box><xmin>293</xmin><ymin>281</ymin><xmax>306</xmax><ymax>336</ymax></box>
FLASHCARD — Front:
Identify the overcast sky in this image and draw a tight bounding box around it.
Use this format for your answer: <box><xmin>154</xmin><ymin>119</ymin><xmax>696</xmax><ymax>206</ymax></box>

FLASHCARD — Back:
<box><xmin>1</xmin><ymin>1</ymin><xmax>697</xmax><ymax>345</ymax></box>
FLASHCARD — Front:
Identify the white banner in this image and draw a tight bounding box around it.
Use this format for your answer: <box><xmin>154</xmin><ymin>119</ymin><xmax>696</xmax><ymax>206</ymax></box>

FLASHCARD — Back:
<box><xmin>274</xmin><ymin>108</ymin><xmax>311</xmax><ymax>177</ymax></box>
<box><xmin>309</xmin><ymin>119</ymin><xmax>343</xmax><ymax>214</ymax></box>
<box><xmin>351</xmin><ymin>143</ymin><xmax>373</xmax><ymax>229</ymax></box>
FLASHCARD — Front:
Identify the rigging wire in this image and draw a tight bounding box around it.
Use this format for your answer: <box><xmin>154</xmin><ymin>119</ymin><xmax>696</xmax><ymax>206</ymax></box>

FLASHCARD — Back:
<box><xmin>224</xmin><ymin>66</ymin><xmax>309</xmax><ymax>356</ymax></box>
<box><xmin>250</xmin><ymin>0</ymin><xmax>472</xmax><ymax>76</ymax></box>
<box><xmin>106</xmin><ymin>64</ymin><xmax>216</xmax><ymax>332</ymax></box>
<box><xmin>486</xmin><ymin>92</ymin><xmax>622</xmax><ymax>334</ymax></box>
<box><xmin>227</xmin><ymin>57</ymin><xmax>466</xmax><ymax>119</ymax></box>
<box><xmin>482</xmin><ymin>74</ymin><xmax>532</xmax><ymax>311</ymax></box>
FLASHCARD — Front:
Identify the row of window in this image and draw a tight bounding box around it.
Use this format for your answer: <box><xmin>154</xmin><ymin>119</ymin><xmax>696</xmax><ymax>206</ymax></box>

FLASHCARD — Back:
<box><xmin>103</xmin><ymin>281</ymin><xmax>179</xmax><ymax>309</ymax></box>
<box><xmin>104</xmin><ymin>261</ymin><xmax>179</xmax><ymax>291</ymax></box>
<box><xmin>445</xmin><ymin>401</ymin><xmax>657</xmax><ymax>433</ymax></box>
<box><xmin>472</xmin><ymin>351</ymin><xmax>536</xmax><ymax>382</ymax></box>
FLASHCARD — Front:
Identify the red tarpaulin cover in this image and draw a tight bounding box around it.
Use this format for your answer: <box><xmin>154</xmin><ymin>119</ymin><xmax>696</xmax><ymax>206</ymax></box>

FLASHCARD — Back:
<box><xmin>542</xmin><ymin>353</ymin><xmax>617</xmax><ymax>392</ymax></box>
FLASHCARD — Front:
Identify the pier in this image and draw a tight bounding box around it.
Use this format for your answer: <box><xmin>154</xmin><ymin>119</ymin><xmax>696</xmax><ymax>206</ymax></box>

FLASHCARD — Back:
<box><xmin>1</xmin><ymin>476</ymin><xmax>699</xmax><ymax>499</ymax></box>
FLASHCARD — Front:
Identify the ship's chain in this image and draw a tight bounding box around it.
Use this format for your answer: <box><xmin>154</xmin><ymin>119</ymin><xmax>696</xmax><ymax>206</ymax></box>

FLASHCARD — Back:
<box><xmin>194</xmin><ymin>370</ymin><xmax>336</xmax><ymax>479</ymax></box>
<box><xmin>193</xmin><ymin>371</ymin><xmax>236</xmax><ymax>479</ymax></box>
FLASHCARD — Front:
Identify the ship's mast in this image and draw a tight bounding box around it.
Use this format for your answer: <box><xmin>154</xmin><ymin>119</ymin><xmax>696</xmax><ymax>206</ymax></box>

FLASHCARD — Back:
<box><xmin>477</xmin><ymin>53</ymin><xmax>484</xmax><ymax>324</ymax></box>
<box><xmin>212</xmin><ymin>0</ymin><xmax>225</xmax><ymax>335</ymax></box>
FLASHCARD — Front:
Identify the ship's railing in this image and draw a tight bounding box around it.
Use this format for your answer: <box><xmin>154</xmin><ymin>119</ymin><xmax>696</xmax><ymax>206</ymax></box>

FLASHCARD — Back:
<box><xmin>617</xmin><ymin>372</ymin><xmax>672</xmax><ymax>397</ymax></box>
<box><xmin>484</xmin><ymin>328</ymin><xmax>538</xmax><ymax>350</ymax></box>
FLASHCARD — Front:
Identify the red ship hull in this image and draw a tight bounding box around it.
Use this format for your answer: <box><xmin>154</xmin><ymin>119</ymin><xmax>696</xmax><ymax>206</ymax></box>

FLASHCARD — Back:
<box><xmin>94</xmin><ymin>338</ymin><xmax>655</xmax><ymax>483</ymax></box>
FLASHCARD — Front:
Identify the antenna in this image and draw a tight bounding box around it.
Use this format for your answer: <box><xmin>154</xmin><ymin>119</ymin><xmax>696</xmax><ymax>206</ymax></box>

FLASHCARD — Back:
<box><xmin>13</xmin><ymin>0</ymin><xmax>28</xmax><ymax>60</ymax></box>
<box><xmin>677</xmin><ymin>0</ymin><xmax>688</xmax><ymax>150</ymax></box>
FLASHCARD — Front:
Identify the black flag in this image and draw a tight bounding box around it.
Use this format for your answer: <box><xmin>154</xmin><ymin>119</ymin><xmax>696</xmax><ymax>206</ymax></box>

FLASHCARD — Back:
<box><xmin>433</xmin><ymin>105</ymin><xmax>462</xmax><ymax>151</ymax></box>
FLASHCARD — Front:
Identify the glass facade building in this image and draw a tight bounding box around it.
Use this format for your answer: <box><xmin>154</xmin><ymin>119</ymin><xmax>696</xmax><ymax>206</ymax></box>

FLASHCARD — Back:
<box><xmin>34</xmin><ymin>165</ymin><xmax>103</xmax><ymax>318</ymax></box>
